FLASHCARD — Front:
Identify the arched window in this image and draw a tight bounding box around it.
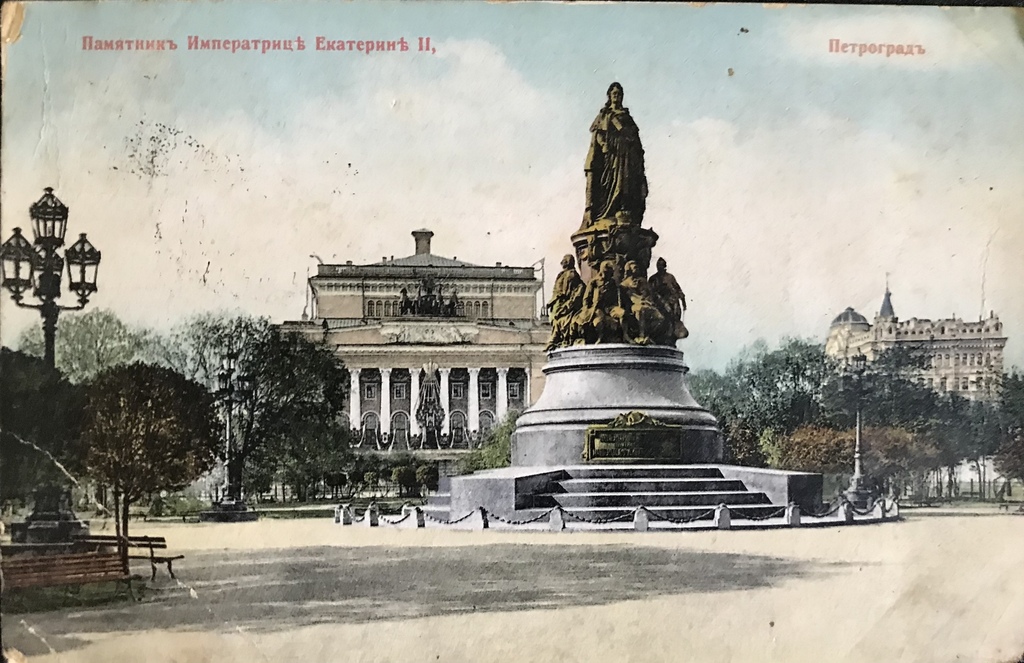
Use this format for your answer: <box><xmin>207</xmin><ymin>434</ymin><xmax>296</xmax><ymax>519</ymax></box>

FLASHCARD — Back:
<box><xmin>457</xmin><ymin>301</ymin><xmax>465</xmax><ymax>317</ymax></box>
<box><xmin>384</xmin><ymin>300</ymin><xmax>392</xmax><ymax>317</ymax></box>
<box><xmin>366</xmin><ymin>301</ymin><xmax>375</xmax><ymax>317</ymax></box>
<box><xmin>969</xmin><ymin>355</ymin><xmax>974</xmax><ymax>366</ymax></box>
<box><xmin>961</xmin><ymin>378</ymin><xmax>969</xmax><ymax>390</ymax></box>
<box><xmin>449</xmin><ymin>411</ymin><xmax>468</xmax><ymax>448</ymax></box>
<box><xmin>479</xmin><ymin>411</ymin><xmax>495</xmax><ymax>435</ymax></box>
<box><xmin>391</xmin><ymin>412</ymin><xmax>409</xmax><ymax>449</ymax></box>
<box><xmin>940</xmin><ymin>378</ymin><xmax>947</xmax><ymax>391</ymax></box>
<box><xmin>986</xmin><ymin>353</ymin><xmax>991</xmax><ymax>365</ymax></box>
<box><xmin>474</xmin><ymin>301</ymin><xmax>481</xmax><ymax>317</ymax></box>
<box><xmin>954</xmin><ymin>354</ymin><xmax>959</xmax><ymax>365</ymax></box>
<box><xmin>361</xmin><ymin>412</ymin><xmax>380</xmax><ymax>448</ymax></box>
<box><xmin>482</xmin><ymin>301</ymin><xmax>489</xmax><ymax>318</ymax></box>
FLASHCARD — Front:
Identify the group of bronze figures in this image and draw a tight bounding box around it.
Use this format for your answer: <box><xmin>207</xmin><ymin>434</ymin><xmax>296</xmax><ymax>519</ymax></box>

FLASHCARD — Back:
<box><xmin>546</xmin><ymin>82</ymin><xmax>688</xmax><ymax>350</ymax></box>
<box><xmin>547</xmin><ymin>254</ymin><xmax>687</xmax><ymax>349</ymax></box>
<box><xmin>399</xmin><ymin>276</ymin><xmax>461</xmax><ymax>317</ymax></box>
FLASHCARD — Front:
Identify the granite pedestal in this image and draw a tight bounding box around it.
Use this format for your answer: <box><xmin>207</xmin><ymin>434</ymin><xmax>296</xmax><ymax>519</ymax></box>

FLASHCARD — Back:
<box><xmin>512</xmin><ymin>345</ymin><xmax>722</xmax><ymax>466</ymax></box>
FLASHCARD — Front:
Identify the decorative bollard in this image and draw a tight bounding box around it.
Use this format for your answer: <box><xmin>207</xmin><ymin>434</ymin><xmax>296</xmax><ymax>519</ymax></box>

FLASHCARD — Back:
<box><xmin>338</xmin><ymin>504</ymin><xmax>353</xmax><ymax>525</ymax></box>
<box><xmin>414</xmin><ymin>506</ymin><xmax>426</xmax><ymax>528</ymax></box>
<box><xmin>549</xmin><ymin>507</ymin><xmax>565</xmax><ymax>532</ymax></box>
<box><xmin>785</xmin><ymin>503</ymin><xmax>801</xmax><ymax>527</ymax></box>
<box><xmin>401</xmin><ymin>504</ymin><xmax>426</xmax><ymax>529</ymax></box>
<box><xmin>633</xmin><ymin>506</ymin><xmax>649</xmax><ymax>532</ymax></box>
<box><xmin>477</xmin><ymin>507</ymin><xmax>489</xmax><ymax>530</ymax></box>
<box><xmin>365</xmin><ymin>502</ymin><xmax>379</xmax><ymax>527</ymax></box>
<box><xmin>714</xmin><ymin>504</ymin><xmax>731</xmax><ymax>530</ymax></box>
<box><xmin>871</xmin><ymin>500</ymin><xmax>884</xmax><ymax>520</ymax></box>
<box><xmin>840</xmin><ymin>501</ymin><xmax>853</xmax><ymax>524</ymax></box>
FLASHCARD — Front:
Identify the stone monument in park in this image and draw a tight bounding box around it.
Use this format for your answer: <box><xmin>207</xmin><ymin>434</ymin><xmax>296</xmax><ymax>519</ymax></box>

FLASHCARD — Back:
<box><xmin>430</xmin><ymin>84</ymin><xmax>822</xmax><ymax>524</ymax></box>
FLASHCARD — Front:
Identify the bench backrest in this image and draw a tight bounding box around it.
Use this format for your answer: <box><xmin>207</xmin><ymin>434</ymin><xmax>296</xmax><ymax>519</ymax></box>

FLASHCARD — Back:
<box><xmin>74</xmin><ymin>535</ymin><xmax>168</xmax><ymax>549</ymax></box>
<box><xmin>1</xmin><ymin>552</ymin><xmax>127</xmax><ymax>590</ymax></box>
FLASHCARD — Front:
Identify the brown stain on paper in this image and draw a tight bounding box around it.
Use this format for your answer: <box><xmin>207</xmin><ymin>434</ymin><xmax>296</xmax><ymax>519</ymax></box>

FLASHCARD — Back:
<box><xmin>1</xmin><ymin>2</ymin><xmax>24</xmax><ymax>44</ymax></box>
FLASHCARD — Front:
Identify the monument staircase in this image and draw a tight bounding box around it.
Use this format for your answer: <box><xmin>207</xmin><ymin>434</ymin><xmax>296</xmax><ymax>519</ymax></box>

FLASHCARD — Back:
<box><xmin>425</xmin><ymin>465</ymin><xmax>786</xmax><ymax>524</ymax></box>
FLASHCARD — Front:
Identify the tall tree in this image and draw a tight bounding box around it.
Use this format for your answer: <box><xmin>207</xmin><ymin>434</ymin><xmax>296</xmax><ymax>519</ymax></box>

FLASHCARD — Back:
<box><xmin>0</xmin><ymin>348</ymin><xmax>86</xmax><ymax>504</ymax></box>
<box><xmin>152</xmin><ymin>313</ymin><xmax>351</xmax><ymax>501</ymax></box>
<box><xmin>82</xmin><ymin>363</ymin><xmax>221</xmax><ymax>538</ymax></box>
<box><xmin>17</xmin><ymin>309</ymin><xmax>156</xmax><ymax>383</ymax></box>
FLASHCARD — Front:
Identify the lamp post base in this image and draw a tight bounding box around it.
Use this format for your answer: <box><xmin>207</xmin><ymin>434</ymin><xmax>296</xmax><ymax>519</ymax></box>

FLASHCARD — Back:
<box><xmin>844</xmin><ymin>477</ymin><xmax>874</xmax><ymax>511</ymax></box>
<box><xmin>198</xmin><ymin>498</ymin><xmax>259</xmax><ymax>523</ymax></box>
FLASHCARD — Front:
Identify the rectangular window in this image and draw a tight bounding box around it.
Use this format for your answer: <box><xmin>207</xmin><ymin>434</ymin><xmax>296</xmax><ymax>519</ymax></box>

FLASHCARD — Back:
<box><xmin>452</xmin><ymin>382</ymin><xmax>465</xmax><ymax>399</ymax></box>
<box><xmin>480</xmin><ymin>382</ymin><xmax>493</xmax><ymax>400</ymax></box>
<box><xmin>509</xmin><ymin>382</ymin><xmax>521</xmax><ymax>399</ymax></box>
<box><xmin>364</xmin><ymin>383</ymin><xmax>377</xmax><ymax>400</ymax></box>
<box><xmin>394</xmin><ymin>383</ymin><xmax>406</xmax><ymax>400</ymax></box>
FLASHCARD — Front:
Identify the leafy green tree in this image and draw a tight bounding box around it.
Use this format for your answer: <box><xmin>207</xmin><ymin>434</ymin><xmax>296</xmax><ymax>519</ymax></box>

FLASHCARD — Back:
<box><xmin>82</xmin><ymin>363</ymin><xmax>220</xmax><ymax>538</ymax></box>
<box><xmin>391</xmin><ymin>461</ymin><xmax>419</xmax><ymax>498</ymax></box>
<box><xmin>459</xmin><ymin>410</ymin><xmax>520</xmax><ymax>473</ymax></box>
<box><xmin>156</xmin><ymin>313</ymin><xmax>350</xmax><ymax>502</ymax></box>
<box><xmin>17</xmin><ymin>309</ymin><xmax>156</xmax><ymax>383</ymax></box>
<box><xmin>0</xmin><ymin>348</ymin><xmax>87</xmax><ymax>504</ymax></box>
<box><xmin>995</xmin><ymin>431</ymin><xmax>1024</xmax><ymax>483</ymax></box>
<box><xmin>690</xmin><ymin>338</ymin><xmax>833</xmax><ymax>466</ymax></box>
<box><xmin>416</xmin><ymin>462</ymin><xmax>439</xmax><ymax>493</ymax></box>
<box><xmin>995</xmin><ymin>371</ymin><xmax>1024</xmax><ymax>483</ymax></box>
<box><xmin>768</xmin><ymin>425</ymin><xmax>853</xmax><ymax>474</ymax></box>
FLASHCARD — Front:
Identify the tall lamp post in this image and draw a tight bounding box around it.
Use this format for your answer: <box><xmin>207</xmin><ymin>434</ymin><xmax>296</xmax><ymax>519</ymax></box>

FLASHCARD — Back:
<box><xmin>199</xmin><ymin>351</ymin><xmax>258</xmax><ymax>522</ymax></box>
<box><xmin>217</xmin><ymin>351</ymin><xmax>253</xmax><ymax>503</ymax></box>
<box><xmin>0</xmin><ymin>188</ymin><xmax>101</xmax><ymax>368</ymax></box>
<box><xmin>843</xmin><ymin>352</ymin><xmax>873</xmax><ymax>508</ymax></box>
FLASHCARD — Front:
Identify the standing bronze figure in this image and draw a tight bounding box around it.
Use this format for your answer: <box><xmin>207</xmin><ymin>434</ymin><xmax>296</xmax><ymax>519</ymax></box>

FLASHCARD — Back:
<box><xmin>582</xmin><ymin>82</ymin><xmax>648</xmax><ymax>229</ymax></box>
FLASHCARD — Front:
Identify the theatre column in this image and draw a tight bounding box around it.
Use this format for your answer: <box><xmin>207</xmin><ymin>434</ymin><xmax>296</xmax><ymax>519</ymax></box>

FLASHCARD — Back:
<box><xmin>349</xmin><ymin>368</ymin><xmax>362</xmax><ymax>430</ymax></box>
<box><xmin>496</xmin><ymin>367</ymin><xmax>509</xmax><ymax>422</ymax></box>
<box><xmin>468</xmin><ymin>367</ymin><xmax>481</xmax><ymax>434</ymax></box>
<box><xmin>439</xmin><ymin>368</ymin><xmax>451</xmax><ymax>432</ymax></box>
<box><xmin>409</xmin><ymin>368</ymin><xmax>421</xmax><ymax>436</ymax></box>
<box><xmin>380</xmin><ymin>368</ymin><xmax>392</xmax><ymax>437</ymax></box>
<box><xmin>524</xmin><ymin>367</ymin><xmax>532</xmax><ymax>405</ymax></box>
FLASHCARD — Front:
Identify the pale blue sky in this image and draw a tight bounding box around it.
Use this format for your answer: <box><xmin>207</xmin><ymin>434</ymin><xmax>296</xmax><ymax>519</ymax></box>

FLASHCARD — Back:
<box><xmin>3</xmin><ymin>2</ymin><xmax>1023</xmax><ymax>370</ymax></box>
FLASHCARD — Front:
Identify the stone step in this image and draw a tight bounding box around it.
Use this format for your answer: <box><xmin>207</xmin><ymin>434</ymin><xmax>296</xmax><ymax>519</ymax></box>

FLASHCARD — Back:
<box><xmin>557</xmin><ymin>478</ymin><xmax>747</xmax><ymax>493</ymax></box>
<box><xmin>563</xmin><ymin>466</ymin><xmax>724</xmax><ymax>480</ymax></box>
<box><xmin>561</xmin><ymin>504</ymin><xmax>785</xmax><ymax>522</ymax></box>
<box><xmin>552</xmin><ymin>491</ymin><xmax>772</xmax><ymax>508</ymax></box>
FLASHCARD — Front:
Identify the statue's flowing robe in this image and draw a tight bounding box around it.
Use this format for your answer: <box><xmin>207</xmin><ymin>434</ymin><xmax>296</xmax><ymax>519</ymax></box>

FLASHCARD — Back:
<box><xmin>585</xmin><ymin>106</ymin><xmax>648</xmax><ymax>224</ymax></box>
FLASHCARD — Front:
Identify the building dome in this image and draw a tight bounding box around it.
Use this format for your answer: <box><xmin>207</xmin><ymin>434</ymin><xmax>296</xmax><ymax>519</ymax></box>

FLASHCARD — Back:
<box><xmin>830</xmin><ymin>307</ymin><xmax>870</xmax><ymax>329</ymax></box>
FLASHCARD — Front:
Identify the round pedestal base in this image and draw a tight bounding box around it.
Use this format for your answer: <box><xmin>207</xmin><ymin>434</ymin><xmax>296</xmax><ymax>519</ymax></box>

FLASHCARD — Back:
<box><xmin>512</xmin><ymin>345</ymin><xmax>722</xmax><ymax>466</ymax></box>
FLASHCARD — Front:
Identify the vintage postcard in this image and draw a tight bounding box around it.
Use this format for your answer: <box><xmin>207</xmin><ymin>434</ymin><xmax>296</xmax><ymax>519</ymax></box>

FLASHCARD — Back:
<box><xmin>1</xmin><ymin>2</ymin><xmax>1023</xmax><ymax>662</ymax></box>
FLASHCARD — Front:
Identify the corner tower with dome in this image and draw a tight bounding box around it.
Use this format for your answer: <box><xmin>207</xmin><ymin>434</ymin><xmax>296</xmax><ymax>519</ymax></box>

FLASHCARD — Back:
<box><xmin>826</xmin><ymin>287</ymin><xmax>1007</xmax><ymax>401</ymax></box>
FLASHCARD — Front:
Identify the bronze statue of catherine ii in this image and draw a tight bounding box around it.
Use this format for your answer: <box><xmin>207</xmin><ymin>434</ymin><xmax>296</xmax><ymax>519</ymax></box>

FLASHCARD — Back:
<box><xmin>582</xmin><ymin>82</ymin><xmax>648</xmax><ymax>229</ymax></box>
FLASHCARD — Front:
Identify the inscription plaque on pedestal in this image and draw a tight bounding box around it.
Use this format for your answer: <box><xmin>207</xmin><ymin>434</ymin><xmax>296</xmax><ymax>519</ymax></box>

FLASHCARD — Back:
<box><xmin>583</xmin><ymin>411</ymin><xmax>686</xmax><ymax>462</ymax></box>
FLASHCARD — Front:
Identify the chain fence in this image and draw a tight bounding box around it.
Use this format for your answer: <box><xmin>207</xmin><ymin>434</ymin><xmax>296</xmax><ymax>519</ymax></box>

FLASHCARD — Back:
<box><xmin>340</xmin><ymin>497</ymin><xmax>897</xmax><ymax>531</ymax></box>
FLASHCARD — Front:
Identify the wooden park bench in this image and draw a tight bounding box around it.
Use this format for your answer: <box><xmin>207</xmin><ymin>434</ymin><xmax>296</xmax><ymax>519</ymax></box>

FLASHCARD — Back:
<box><xmin>74</xmin><ymin>535</ymin><xmax>185</xmax><ymax>581</ymax></box>
<box><xmin>1</xmin><ymin>551</ymin><xmax>132</xmax><ymax>596</ymax></box>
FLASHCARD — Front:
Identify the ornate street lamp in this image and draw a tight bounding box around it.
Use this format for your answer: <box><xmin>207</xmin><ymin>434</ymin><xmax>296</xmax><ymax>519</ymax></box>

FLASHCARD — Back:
<box><xmin>215</xmin><ymin>351</ymin><xmax>253</xmax><ymax>504</ymax></box>
<box><xmin>0</xmin><ymin>188</ymin><xmax>101</xmax><ymax>367</ymax></box>
<box><xmin>844</xmin><ymin>352</ymin><xmax>873</xmax><ymax>508</ymax></box>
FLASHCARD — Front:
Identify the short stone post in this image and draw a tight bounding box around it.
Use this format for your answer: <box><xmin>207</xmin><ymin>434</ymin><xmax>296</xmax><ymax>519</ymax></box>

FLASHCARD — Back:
<box><xmin>477</xmin><ymin>507</ymin><xmax>489</xmax><ymax>530</ymax></box>
<box><xmin>549</xmin><ymin>507</ymin><xmax>565</xmax><ymax>532</ymax></box>
<box><xmin>414</xmin><ymin>506</ymin><xmax>426</xmax><ymax>528</ymax></box>
<box><xmin>840</xmin><ymin>501</ymin><xmax>853</xmax><ymax>524</ymax></box>
<box><xmin>365</xmin><ymin>502</ymin><xmax>379</xmax><ymax>527</ymax></box>
<box><xmin>871</xmin><ymin>500</ymin><xmax>884</xmax><ymax>520</ymax></box>
<box><xmin>633</xmin><ymin>507</ymin><xmax>649</xmax><ymax>532</ymax></box>
<box><xmin>337</xmin><ymin>504</ymin><xmax>353</xmax><ymax>525</ymax></box>
<box><xmin>714</xmin><ymin>504</ymin><xmax>731</xmax><ymax>530</ymax></box>
<box><xmin>785</xmin><ymin>503</ymin><xmax>801</xmax><ymax>527</ymax></box>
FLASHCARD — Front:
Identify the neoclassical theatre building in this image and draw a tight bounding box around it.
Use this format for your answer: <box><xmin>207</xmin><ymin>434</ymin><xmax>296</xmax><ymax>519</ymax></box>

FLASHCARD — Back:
<box><xmin>826</xmin><ymin>288</ymin><xmax>1007</xmax><ymax>401</ymax></box>
<box><xmin>281</xmin><ymin>230</ymin><xmax>549</xmax><ymax>449</ymax></box>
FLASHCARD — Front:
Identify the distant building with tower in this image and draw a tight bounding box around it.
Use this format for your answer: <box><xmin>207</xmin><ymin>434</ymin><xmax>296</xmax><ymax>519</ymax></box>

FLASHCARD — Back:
<box><xmin>281</xmin><ymin>229</ymin><xmax>548</xmax><ymax>449</ymax></box>
<box><xmin>825</xmin><ymin>288</ymin><xmax>1007</xmax><ymax>401</ymax></box>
